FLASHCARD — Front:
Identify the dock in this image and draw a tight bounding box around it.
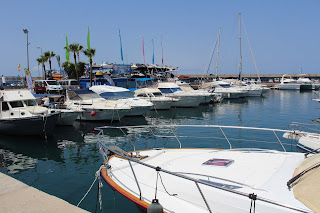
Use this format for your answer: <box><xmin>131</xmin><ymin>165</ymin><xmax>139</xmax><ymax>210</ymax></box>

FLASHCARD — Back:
<box><xmin>0</xmin><ymin>172</ymin><xmax>88</xmax><ymax>213</ymax></box>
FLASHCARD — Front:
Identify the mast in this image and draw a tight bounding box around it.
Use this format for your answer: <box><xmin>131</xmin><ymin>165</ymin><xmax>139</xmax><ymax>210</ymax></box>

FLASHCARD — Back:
<box><xmin>215</xmin><ymin>27</ymin><xmax>221</xmax><ymax>78</ymax></box>
<box><xmin>238</xmin><ymin>13</ymin><xmax>242</xmax><ymax>81</ymax></box>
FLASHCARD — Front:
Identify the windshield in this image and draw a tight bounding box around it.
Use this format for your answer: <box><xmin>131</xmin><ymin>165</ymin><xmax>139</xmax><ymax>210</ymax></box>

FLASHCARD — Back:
<box><xmin>160</xmin><ymin>88</ymin><xmax>181</xmax><ymax>93</ymax></box>
<box><xmin>68</xmin><ymin>90</ymin><xmax>101</xmax><ymax>100</ymax></box>
<box><xmin>100</xmin><ymin>91</ymin><xmax>134</xmax><ymax>100</ymax></box>
<box><xmin>24</xmin><ymin>99</ymin><xmax>37</xmax><ymax>106</ymax></box>
<box><xmin>46</xmin><ymin>81</ymin><xmax>59</xmax><ymax>85</ymax></box>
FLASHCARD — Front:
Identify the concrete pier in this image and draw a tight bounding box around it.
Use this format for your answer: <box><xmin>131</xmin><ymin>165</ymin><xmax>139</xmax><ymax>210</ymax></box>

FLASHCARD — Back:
<box><xmin>0</xmin><ymin>172</ymin><xmax>88</xmax><ymax>213</ymax></box>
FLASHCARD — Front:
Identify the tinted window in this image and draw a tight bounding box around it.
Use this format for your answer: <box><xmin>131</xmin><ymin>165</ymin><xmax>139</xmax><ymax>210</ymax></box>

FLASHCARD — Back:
<box><xmin>46</xmin><ymin>81</ymin><xmax>58</xmax><ymax>85</ymax></box>
<box><xmin>2</xmin><ymin>102</ymin><xmax>9</xmax><ymax>111</ymax></box>
<box><xmin>159</xmin><ymin>88</ymin><xmax>173</xmax><ymax>94</ymax></box>
<box><xmin>10</xmin><ymin>101</ymin><xmax>24</xmax><ymax>108</ymax></box>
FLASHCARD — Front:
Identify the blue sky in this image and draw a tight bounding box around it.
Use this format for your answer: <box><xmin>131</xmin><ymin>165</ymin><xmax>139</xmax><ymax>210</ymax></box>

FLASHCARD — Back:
<box><xmin>1</xmin><ymin>0</ymin><xmax>319</xmax><ymax>77</ymax></box>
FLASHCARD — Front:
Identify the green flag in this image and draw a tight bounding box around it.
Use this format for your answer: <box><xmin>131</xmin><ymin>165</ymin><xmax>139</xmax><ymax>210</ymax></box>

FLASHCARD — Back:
<box><xmin>86</xmin><ymin>26</ymin><xmax>91</xmax><ymax>63</ymax></box>
<box><xmin>65</xmin><ymin>34</ymin><xmax>69</xmax><ymax>62</ymax></box>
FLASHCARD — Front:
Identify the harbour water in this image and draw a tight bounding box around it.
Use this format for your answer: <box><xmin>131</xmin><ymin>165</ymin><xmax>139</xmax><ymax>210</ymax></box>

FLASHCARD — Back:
<box><xmin>0</xmin><ymin>90</ymin><xmax>319</xmax><ymax>212</ymax></box>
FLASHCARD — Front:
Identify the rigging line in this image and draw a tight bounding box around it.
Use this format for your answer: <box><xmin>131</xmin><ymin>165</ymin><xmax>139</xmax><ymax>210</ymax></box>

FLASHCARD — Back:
<box><xmin>158</xmin><ymin>172</ymin><xmax>177</xmax><ymax>196</ymax></box>
<box><xmin>241</xmin><ymin>18</ymin><xmax>260</xmax><ymax>81</ymax></box>
<box><xmin>201</xmin><ymin>35</ymin><xmax>219</xmax><ymax>81</ymax></box>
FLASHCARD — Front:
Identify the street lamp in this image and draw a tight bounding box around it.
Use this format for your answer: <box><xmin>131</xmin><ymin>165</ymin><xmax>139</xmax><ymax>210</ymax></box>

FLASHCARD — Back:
<box><xmin>23</xmin><ymin>29</ymin><xmax>30</xmax><ymax>72</ymax></box>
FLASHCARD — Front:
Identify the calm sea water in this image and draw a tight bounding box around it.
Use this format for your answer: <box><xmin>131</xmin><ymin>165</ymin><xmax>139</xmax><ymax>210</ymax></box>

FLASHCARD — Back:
<box><xmin>0</xmin><ymin>90</ymin><xmax>319</xmax><ymax>212</ymax></box>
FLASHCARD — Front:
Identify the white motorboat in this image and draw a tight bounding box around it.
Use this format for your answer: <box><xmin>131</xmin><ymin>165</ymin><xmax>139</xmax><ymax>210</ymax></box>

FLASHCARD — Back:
<box><xmin>283</xmin><ymin>122</ymin><xmax>320</xmax><ymax>152</ymax></box>
<box><xmin>156</xmin><ymin>82</ymin><xmax>203</xmax><ymax>107</ymax></box>
<box><xmin>134</xmin><ymin>87</ymin><xmax>178</xmax><ymax>110</ymax></box>
<box><xmin>273</xmin><ymin>75</ymin><xmax>300</xmax><ymax>90</ymax></box>
<box><xmin>176</xmin><ymin>80</ymin><xmax>216</xmax><ymax>104</ymax></box>
<box><xmin>64</xmin><ymin>89</ymin><xmax>131</xmax><ymax>121</ymax></box>
<box><xmin>0</xmin><ymin>87</ymin><xmax>59</xmax><ymax>136</ymax></box>
<box><xmin>89</xmin><ymin>85</ymin><xmax>153</xmax><ymax>116</ymax></box>
<box><xmin>97</xmin><ymin>125</ymin><xmax>317</xmax><ymax>213</ymax></box>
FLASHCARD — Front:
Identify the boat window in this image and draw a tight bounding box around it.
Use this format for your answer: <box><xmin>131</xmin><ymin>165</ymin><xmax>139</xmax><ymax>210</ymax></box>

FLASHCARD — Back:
<box><xmin>2</xmin><ymin>102</ymin><xmax>9</xmax><ymax>111</ymax></box>
<box><xmin>136</xmin><ymin>94</ymin><xmax>146</xmax><ymax>97</ymax></box>
<box><xmin>152</xmin><ymin>92</ymin><xmax>162</xmax><ymax>97</ymax></box>
<box><xmin>159</xmin><ymin>88</ymin><xmax>173</xmax><ymax>93</ymax></box>
<box><xmin>171</xmin><ymin>88</ymin><xmax>182</xmax><ymax>92</ymax></box>
<box><xmin>67</xmin><ymin>91</ymin><xmax>81</xmax><ymax>100</ymax></box>
<box><xmin>24</xmin><ymin>99</ymin><xmax>37</xmax><ymax>106</ymax></box>
<box><xmin>9</xmin><ymin>101</ymin><xmax>24</xmax><ymax>108</ymax></box>
<box><xmin>100</xmin><ymin>91</ymin><xmax>134</xmax><ymax>100</ymax></box>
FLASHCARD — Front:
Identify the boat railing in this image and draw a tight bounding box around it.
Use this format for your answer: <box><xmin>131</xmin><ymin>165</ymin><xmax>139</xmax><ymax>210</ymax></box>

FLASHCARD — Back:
<box><xmin>95</xmin><ymin>124</ymin><xmax>306</xmax><ymax>153</ymax></box>
<box><xmin>96</xmin><ymin>125</ymin><xmax>310</xmax><ymax>213</ymax></box>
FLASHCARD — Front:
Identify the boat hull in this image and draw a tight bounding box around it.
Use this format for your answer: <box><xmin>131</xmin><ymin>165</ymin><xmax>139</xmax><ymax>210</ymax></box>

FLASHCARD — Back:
<box><xmin>0</xmin><ymin>113</ymin><xmax>59</xmax><ymax>136</ymax></box>
<box><xmin>77</xmin><ymin>109</ymin><xmax>129</xmax><ymax>121</ymax></box>
<box><xmin>56</xmin><ymin>110</ymin><xmax>81</xmax><ymax>126</ymax></box>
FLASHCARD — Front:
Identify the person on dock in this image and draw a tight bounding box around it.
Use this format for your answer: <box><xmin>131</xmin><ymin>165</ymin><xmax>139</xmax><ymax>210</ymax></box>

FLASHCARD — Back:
<box><xmin>42</xmin><ymin>95</ymin><xmax>50</xmax><ymax>107</ymax></box>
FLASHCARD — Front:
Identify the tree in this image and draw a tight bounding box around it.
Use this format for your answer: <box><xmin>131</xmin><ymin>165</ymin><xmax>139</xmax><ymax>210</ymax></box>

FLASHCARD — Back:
<box><xmin>82</xmin><ymin>48</ymin><xmax>96</xmax><ymax>86</ymax></box>
<box><xmin>62</xmin><ymin>61</ymin><xmax>86</xmax><ymax>79</ymax></box>
<box><xmin>36</xmin><ymin>55</ymin><xmax>48</xmax><ymax>79</ymax></box>
<box><xmin>65</xmin><ymin>44</ymin><xmax>83</xmax><ymax>82</ymax></box>
<box><xmin>44</xmin><ymin>51</ymin><xmax>56</xmax><ymax>79</ymax></box>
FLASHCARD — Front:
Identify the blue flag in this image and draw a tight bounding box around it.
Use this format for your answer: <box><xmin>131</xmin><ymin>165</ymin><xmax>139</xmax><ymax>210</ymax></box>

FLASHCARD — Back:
<box><xmin>119</xmin><ymin>29</ymin><xmax>124</xmax><ymax>63</ymax></box>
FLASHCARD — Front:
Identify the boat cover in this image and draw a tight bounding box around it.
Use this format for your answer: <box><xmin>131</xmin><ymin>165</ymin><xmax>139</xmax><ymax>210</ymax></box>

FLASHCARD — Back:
<box><xmin>292</xmin><ymin>153</ymin><xmax>320</xmax><ymax>212</ymax></box>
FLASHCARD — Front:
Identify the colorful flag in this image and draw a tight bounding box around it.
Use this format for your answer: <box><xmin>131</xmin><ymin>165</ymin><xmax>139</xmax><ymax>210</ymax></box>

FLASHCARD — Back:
<box><xmin>65</xmin><ymin>34</ymin><xmax>69</xmax><ymax>62</ymax></box>
<box><xmin>17</xmin><ymin>64</ymin><xmax>21</xmax><ymax>71</ymax></box>
<box><xmin>142</xmin><ymin>36</ymin><xmax>145</xmax><ymax>64</ymax></box>
<box><xmin>86</xmin><ymin>26</ymin><xmax>91</xmax><ymax>63</ymax></box>
<box><xmin>161</xmin><ymin>35</ymin><xmax>164</xmax><ymax>65</ymax></box>
<box><xmin>152</xmin><ymin>39</ymin><xmax>155</xmax><ymax>64</ymax></box>
<box><xmin>24</xmin><ymin>69</ymin><xmax>34</xmax><ymax>93</ymax></box>
<box><xmin>118</xmin><ymin>29</ymin><xmax>124</xmax><ymax>63</ymax></box>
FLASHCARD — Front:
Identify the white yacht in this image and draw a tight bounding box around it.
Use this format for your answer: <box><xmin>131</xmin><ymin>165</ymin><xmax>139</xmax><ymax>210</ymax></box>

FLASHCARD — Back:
<box><xmin>296</xmin><ymin>76</ymin><xmax>314</xmax><ymax>90</ymax></box>
<box><xmin>156</xmin><ymin>82</ymin><xmax>202</xmax><ymax>107</ymax></box>
<box><xmin>134</xmin><ymin>87</ymin><xmax>178</xmax><ymax>110</ymax></box>
<box><xmin>176</xmin><ymin>80</ymin><xmax>216</xmax><ymax>104</ymax></box>
<box><xmin>89</xmin><ymin>85</ymin><xmax>153</xmax><ymax>116</ymax></box>
<box><xmin>273</xmin><ymin>75</ymin><xmax>300</xmax><ymax>90</ymax></box>
<box><xmin>64</xmin><ymin>89</ymin><xmax>131</xmax><ymax>121</ymax></box>
<box><xmin>97</xmin><ymin>125</ymin><xmax>316</xmax><ymax>213</ymax></box>
<box><xmin>201</xmin><ymin>81</ymin><xmax>248</xmax><ymax>99</ymax></box>
<box><xmin>0</xmin><ymin>87</ymin><xmax>59</xmax><ymax>136</ymax></box>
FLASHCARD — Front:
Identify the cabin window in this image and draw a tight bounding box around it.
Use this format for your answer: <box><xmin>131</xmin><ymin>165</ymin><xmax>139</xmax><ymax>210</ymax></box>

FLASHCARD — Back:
<box><xmin>2</xmin><ymin>102</ymin><xmax>9</xmax><ymax>111</ymax></box>
<box><xmin>136</xmin><ymin>94</ymin><xmax>145</xmax><ymax>97</ymax></box>
<box><xmin>9</xmin><ymin>101</ymin><xmax>24</xmax><ymax>108</ymax></box>
<box><xmin>153</xmin><ymin>92</ymin><xmax>162</xmax><ymax>97</ymax></box>
<box><xmin>24</xmin><ymin>100</ymin><xmax>37</xmax><ymax>106</ymax></box>
<box><xmin>159</xmin><ymin>88</ymin><xmax>172</xmax><ymax>94</ymax></box>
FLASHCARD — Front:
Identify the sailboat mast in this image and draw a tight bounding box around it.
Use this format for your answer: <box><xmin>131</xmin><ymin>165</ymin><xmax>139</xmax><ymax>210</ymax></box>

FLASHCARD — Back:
<box><xmin>238</xmin><ymin>13</ymin><xmax>242</xmax><ymax>81</ymax></box>
<box><xmin>215</xmin><ymin>27</ymin><xmax>221</xmax><ymax>78</ymax></box>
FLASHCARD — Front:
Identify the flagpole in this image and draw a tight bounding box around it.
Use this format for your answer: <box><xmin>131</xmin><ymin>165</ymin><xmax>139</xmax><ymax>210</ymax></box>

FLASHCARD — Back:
<box><xmin>161</xmin><ymin>35</ymin><xmax>164</xmax><ymax>65</ymax></box>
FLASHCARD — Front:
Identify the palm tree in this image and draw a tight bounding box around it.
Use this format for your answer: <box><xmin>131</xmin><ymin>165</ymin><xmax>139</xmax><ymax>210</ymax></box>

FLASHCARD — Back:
<box><xmin>77</xmin><ymin>45</ymin><xmax>83</xmax><ymax>62</ymax></box>
<box><xmin>65</xmin><ymin>43</ymin><xmax>83</xmax><ymax>82</ymax></box>
<box><xmin>36</xmin><ymin>55</ymin><xmax>48</xmax><ymax>79</ymax></box>
<box><xmin>82</xmin><ymin>48</ymin><xmax>96</xmax><ymax>86</ymax></box>
<box><xmin>44</xmin><ymin>51</ymin><xmax>56</xmax><ymax>79</ymax></box>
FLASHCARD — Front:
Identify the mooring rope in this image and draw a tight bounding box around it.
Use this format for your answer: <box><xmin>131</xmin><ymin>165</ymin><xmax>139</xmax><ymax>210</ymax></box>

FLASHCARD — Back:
<box><xmin>77</xmin><ymin>165</ymin><xmax>104</xmax><ymax>208</ymax></box>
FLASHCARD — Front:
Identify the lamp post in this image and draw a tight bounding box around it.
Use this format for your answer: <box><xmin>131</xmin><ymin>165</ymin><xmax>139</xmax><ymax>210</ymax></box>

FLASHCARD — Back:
<box><xmin>37</xmin><ymin>46</ymin><xmax>43</xmax><ymax>79</ymax></box>
<box><xmin>23</xmin><ymin>29</ymin><xmax>30</xmax><ymax>72</ymax></box>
